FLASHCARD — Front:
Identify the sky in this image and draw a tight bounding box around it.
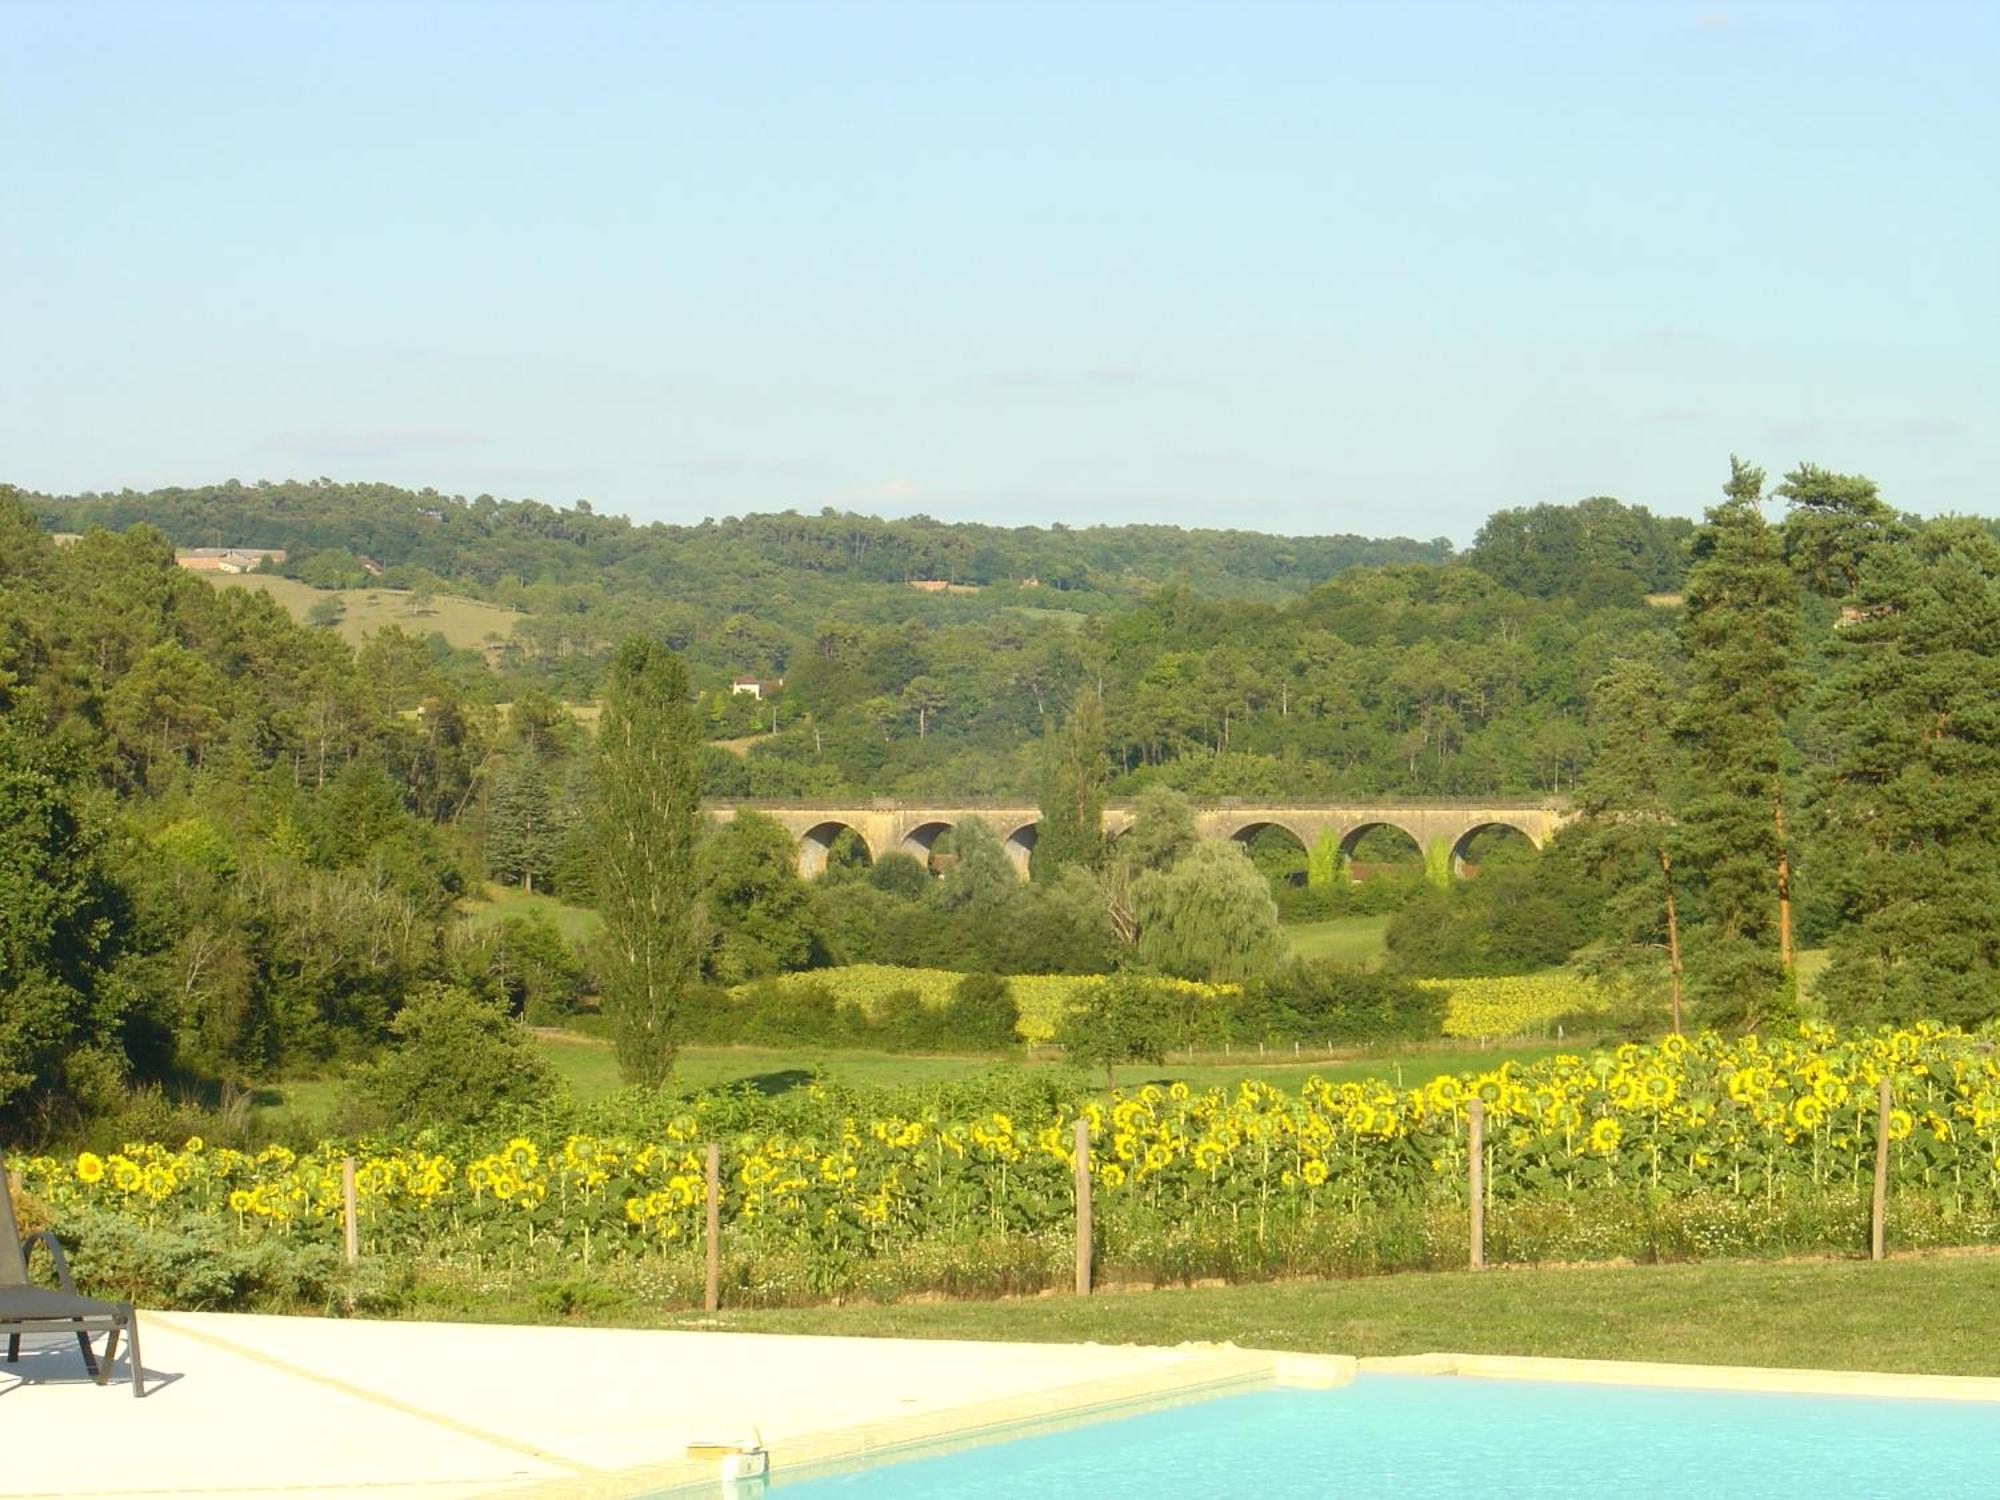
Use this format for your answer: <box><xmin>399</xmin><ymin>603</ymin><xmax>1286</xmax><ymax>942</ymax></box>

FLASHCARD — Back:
<box><xmin>2</xmin><ymin>0</ymin><xmax>1994</xmax><ymax>543</ymax></box>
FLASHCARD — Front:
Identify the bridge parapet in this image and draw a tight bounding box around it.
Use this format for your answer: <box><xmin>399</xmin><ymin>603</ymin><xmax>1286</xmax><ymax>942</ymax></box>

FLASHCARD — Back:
<box><xmin>710</xmin><ymin>800</ymin><xmax>1572</xmax><ymax>880</ymax></box>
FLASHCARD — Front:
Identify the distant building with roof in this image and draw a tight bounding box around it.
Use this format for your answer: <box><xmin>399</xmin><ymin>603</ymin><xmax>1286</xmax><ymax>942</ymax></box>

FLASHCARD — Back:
<box><xmin>175</xmin><ymin>547</ymin><xmax>287</xmax><ymax>574</ymax></box>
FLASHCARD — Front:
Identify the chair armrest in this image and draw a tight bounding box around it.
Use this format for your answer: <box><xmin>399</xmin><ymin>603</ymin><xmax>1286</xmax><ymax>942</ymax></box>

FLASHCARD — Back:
<box><xmin>23</xmin><ymin>1229</ymin><xmax>80</xmax><ymax>1293</ymax></box>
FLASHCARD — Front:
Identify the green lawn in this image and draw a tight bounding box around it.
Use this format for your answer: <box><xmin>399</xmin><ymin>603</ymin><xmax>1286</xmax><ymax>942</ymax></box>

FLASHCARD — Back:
<box><xmin>652</xmin><ymin>1253</ymin><xmax>2000</xmax><ymax>1376</ymax></box>
<box><xmin>1283</xmin><ymin>914</ymin><xmax>1391</xmax><ymax>966</ymax></box>
<box><xmin>523</xmin><ymin>1033</ymin><xmax>1568</xmax><ymax>1106</ymax></box>
<box><xmin>537</xmin><ymin>1037</ymin><xmax>1053</xmax><ymax>1100</ymax></box>
<box><xmin>459</xmin><ymin>884</ymin><xmax>605</xmax><ymax>945</ymax></box>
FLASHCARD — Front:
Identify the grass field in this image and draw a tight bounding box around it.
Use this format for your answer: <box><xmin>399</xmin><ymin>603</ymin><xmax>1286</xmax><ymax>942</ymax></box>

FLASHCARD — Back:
<box><xmin>459</xmin><ymin>884</ymin><xmax>605</xmax><ymax>945</ymax></box>
<box><xmin>520</xmin><ymin>1033</ymin><xmax>1568</xmax><ymax>1104</ymax></box>
<box><xmin>649</xmin><ymin>1253</ymin><xmax>2000</xmax><ymax>1376</ymax></box>
<box><xmin>244</xmin><ymin>1033</ymin><xmax>1570</xmax><ymax>1128</ymax></box>
<box><xmin>1283</xmin><ymin>914</ymin><xmax>1391</xmax><ymax>966</ymax></box>
<box><xmin>201</xmin><ymin>573</ymin><xmax>524</xmax><ymax>652</ymax></box>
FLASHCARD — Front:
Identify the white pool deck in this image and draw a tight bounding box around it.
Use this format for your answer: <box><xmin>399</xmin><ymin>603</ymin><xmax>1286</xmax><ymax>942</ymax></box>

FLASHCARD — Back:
<box><xmin>0</xmin><ymin>1311</ymin><xmax>1291</xmax><ymax>1499</ymax></box>
<box><xmin>10</xmin><ymin>1312</ymin><xmax>2000</xmax><ymax>1500</ymax></box>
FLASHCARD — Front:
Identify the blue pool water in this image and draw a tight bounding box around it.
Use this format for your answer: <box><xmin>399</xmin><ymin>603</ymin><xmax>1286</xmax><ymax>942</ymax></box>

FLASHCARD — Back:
<box><xmin>773</xmin><ymin>1375</ymin><xmax>2000</xmax><ymax>1498</ymax></box>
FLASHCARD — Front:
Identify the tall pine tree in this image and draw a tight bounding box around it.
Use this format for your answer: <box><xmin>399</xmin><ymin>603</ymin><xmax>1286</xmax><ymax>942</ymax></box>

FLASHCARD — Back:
<box><xmin>1576</xmin><ymin>654</ymin><xmax>1688</xmax><ymax>1031</ymax></box>
<box><xmin>486</xmin><ymin>758</ymin><xmax>555</xmax><ymax>892</ymax></box>
<box><xmin>591</xmin><ymin>637</ymin><xmax>701</xmax><ymax>1086</ymax></box>
<box><xmin>1776</xmin><ymin>462</ymin><xmax>1904</xmax><ymax>601</ymax></box>
<box><xmin>1811</xmin><ymin>520</ymin><xmax>2000</xmax><ymax>1025</ymax></box>
<box><xmin>1676</xmin><ymin>458</ymin><xmax>1803</xmax><ymax>1025</ymax></box>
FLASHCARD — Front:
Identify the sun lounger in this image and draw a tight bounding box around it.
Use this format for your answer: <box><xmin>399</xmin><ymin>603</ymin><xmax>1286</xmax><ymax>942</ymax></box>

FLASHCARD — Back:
<box><xmin>1</xmin><ymin>1175</ymin><xmax>144</xmax><ymax>1395</ymax></box>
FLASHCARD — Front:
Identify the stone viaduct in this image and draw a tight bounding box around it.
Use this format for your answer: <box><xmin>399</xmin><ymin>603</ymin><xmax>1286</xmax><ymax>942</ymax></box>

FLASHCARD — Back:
<box><xmin>707</xmin><ymin>800</ymin><xmax>1574</xmax><ymax>880</ymax></box>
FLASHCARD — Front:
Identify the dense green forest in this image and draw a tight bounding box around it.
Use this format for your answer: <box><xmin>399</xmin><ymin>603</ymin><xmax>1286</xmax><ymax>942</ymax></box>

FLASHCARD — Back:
<box><xmin>6</xmin><ymin>463</ymin><xmax>2000</xmax><ymax>1141</ymax></box>
<box><xmin>31</xmin><ymin>480</ymin><xmax>1694</xmax><ymax>801</ymax></box>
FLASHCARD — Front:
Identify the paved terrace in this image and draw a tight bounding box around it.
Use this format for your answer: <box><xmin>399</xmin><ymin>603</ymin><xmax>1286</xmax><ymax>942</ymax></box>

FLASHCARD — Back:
<box><xmin>13</xmin><ymin>1313</ymin><xmax>2000</xmax><ymax>1497</ymax></box>
<box><xmin>0</xmin><ymin>1312</ymin><xmax>1285</xmax><ymax>1499</ymax></box>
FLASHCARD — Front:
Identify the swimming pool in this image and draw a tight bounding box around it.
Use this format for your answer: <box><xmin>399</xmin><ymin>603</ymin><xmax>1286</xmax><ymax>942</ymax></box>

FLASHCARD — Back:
<box><xmin>771</xmin><ymin>1373</ymin><xmax>2000</xmax><ymax>1497</ymax></box>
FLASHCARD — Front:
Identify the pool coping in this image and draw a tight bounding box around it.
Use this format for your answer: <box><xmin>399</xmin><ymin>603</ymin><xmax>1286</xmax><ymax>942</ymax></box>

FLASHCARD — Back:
<box><xmin>486</xmin><ymin>1344</ymin><xmax>2000</xmax><ymax>1497</ymax></box>
<box><xmin>1361</xmin><ymin>1351</ymin><xmax>2000</xmax><ymax>1404</ymax></box>
<box><xmin>495</xmin><ymin>1345</ymin><xmax>1351</xmax><ymax>1498</ymax></box>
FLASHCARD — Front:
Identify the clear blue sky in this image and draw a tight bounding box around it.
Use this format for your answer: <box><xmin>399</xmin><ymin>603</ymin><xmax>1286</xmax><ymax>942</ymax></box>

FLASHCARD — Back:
<box><xmin>3</xmin><ymin>0</ymin><xmax>1993</xmax><ymax>541</ymax></box>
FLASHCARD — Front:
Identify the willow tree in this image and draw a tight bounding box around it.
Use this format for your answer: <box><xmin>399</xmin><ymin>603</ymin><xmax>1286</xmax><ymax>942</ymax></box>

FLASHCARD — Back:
<box><xmin>591</xmin><ymin>636</ymin><xmax>701</xmax><ymax>1086</ymax></box>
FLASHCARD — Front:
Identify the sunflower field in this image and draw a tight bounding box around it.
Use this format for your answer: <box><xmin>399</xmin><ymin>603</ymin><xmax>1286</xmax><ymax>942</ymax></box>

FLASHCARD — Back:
<box><xmin>1422</xmin><ymin>973</ymin><xmax>1612</xmax><ymax>1039</ymax></box>
<box><xmin>13</xmin><ymin>1023</ymin><xmax>2000</xmax><ymax>1308</ymax></box>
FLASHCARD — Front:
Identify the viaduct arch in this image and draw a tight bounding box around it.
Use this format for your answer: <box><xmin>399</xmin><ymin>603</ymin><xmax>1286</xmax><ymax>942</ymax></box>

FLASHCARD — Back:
<box><xmin>709</xmin><ymin>801</ymin><xmax>1572</xmax><ymax>882</ymax></box>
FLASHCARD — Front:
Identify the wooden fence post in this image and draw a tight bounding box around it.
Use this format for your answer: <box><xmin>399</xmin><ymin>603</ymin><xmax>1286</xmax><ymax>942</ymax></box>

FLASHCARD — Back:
<box><xmin>1073</xmin><ymin>1119</ymin><xmax>1093</xmax><ymax>1296</ymax></box>
<box><xmin>1467</xmin><ymin>1100</ymin><xmax>1486</xmax><ymax>1271</ymax></box>
<box><xmin>704</xmin><ymin>1142</ymin><xmax>722</xmax><ymax>1312</ymax></box>
<box><xmin>341</xmin><ymin>1157</ymin><xmax>358</xmax><ymax>1265</ymax></box>
<box><xmin>1872</xmin><ymin>1078</ymin><xmax>1891</xmax><ymax>1262</ymax></box>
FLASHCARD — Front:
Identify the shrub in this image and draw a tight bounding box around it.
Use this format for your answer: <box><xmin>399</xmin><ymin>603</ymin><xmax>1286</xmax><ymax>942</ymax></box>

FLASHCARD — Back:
<box><xmin>457</xmin><ymin>913</ymin><xmax>587</xmax><ymax>1025</ymax></box>
<box><xmin>943</xmin><ymin>973</ymin><xmax>1021</xmax><ymax>1051</ymax></box>
<box><xmin>1053</xmin><ymin>973</ymin><xmax>1180</xmax><ymax>1085</ymax></box>
<box><xmin>358</xmin><ymin>983</ymin><xmax>561</xmax><ymax>1127</ymax></box>
<box><xmin>51</xmin><ymin>1205</ymin><xmax>348</xmax><ymax>1311</ymax></box>
<box><xmin>867</xmin><ymin>852</ymin><xmax>931</xmax><ymax>899</ymax></box>
<box><xmin>1245</xmin><ymin>962</ymin><xmax>1443</xmax><ymax>1046</ymax></box>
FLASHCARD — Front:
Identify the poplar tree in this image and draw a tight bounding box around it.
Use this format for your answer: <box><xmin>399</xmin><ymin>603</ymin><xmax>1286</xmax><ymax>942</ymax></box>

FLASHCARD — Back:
<box><xmin>591</xmin><ymin>636</ymin><xmax>701</xmax><ymax>1086</ymax></box>
<box><xmin>1032</xmin><ymin>687</ymin><xmax>1106</xmax><ymax>881</ymax></box>
<box><xmin>1676</xmin><ymin>458</ymin><xmax>1802</xmax><ymax>1023</ymax></box>
<box><xmin>1812</xmin><ymin>520</ymin><xmax>2000</xmax><ymax>1025</ymax></box>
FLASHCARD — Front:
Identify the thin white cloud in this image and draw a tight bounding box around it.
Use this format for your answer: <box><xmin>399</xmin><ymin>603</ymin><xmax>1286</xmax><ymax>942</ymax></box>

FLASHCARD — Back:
<box><xmin>267</xmin><ymin>427</ymin><xmax>487</xmax><ymax>459</ymax></box>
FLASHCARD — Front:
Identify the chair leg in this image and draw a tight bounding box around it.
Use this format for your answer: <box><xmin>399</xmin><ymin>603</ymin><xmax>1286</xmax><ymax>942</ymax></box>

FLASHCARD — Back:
<box><xmin>6</xmin><ymin>1332</ymin><xmax>18</xmax><ymax>1363</ymax></box>
<box><xmin>95</xmin><ymin>1327</ymin><xmax>120</xmax><ymax>1387</ymax></box>
<box><xmin>125</xmin><ymin>1311</ymin><xmax>143</xmax><ymax>1398</ymax></box>
<box><xmin>76</xmin><ymin>1324</ymin><xmax>102</xmax><ymax>1379</ymax></box>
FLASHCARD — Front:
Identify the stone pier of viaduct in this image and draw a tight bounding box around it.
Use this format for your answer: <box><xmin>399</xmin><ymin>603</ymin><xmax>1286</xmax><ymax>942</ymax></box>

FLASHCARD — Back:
<box><xmin>708</xmin><ymin>800</ymin><xmax>1573</xmax><ymax>879</ymax></box>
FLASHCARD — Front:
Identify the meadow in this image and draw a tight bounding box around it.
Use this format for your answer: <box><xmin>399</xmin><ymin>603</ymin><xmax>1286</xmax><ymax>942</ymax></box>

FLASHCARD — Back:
<box><xmin>202</xmin><ymin>572</ymin><xmax>524</xmax><ymax>652</ymax></box>
<box><xmin>1283</xmin><ymin>914</ymin><xmax>1392</xmax><ymax>966</ymax></box>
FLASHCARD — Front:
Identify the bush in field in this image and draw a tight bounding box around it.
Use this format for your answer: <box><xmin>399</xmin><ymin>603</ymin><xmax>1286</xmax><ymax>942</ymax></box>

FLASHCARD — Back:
<box><xmin>730</xmin><ymin>966</ymin><xmax>1239</xmax><ymax>1045</ymax></box>
<box><xmin>456</xmin><ymin>913</ymin><xmax>587</xmax><ymax>1025</ymax></box>
<box><xmin>1244</xmin><ymin>962</ymin><xmax>1443</xmax><ymax>1046</ymax></box>
<box><xmin>690</xmin><ymin>973</ymin><xmax>1014</xmax><ymax>1054</ymax></box>
<box><xmin>873</xmin><ymin>987</ymin><xmax>941</xmax><ymax>1050</ymax></box>
<box><xmin>359</xmin><ymin>983</ymin><xmax>560</xmax><ymax>1126</ymax></box>
<box><xmin>1054</xmin><ymin>973</ymin><xmax>1180</xmax><ymax>1086</ymax></box>
<box><xmin>943</xmin><ymin>973</ymin><xmax>1020</xmax><ymax>1051</ymax></box>
<box><xmin>1385</xmin><ymin>860</ymin><xmax>1593</xmax><ymax>977</ymax></box>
